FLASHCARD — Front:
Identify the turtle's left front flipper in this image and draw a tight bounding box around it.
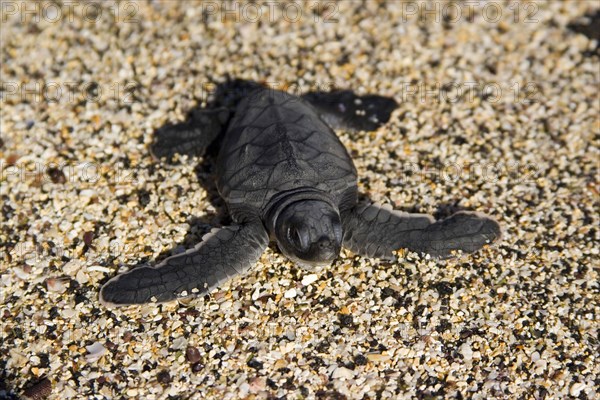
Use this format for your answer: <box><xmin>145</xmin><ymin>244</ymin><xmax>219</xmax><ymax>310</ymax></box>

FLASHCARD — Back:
<box><xmin>342</xmin><ymin>203</ymin><xmax>501</xmax><ymax>259</ymax></box>
<box><xmin>99</xmin><ymin>220</ymin><xmax>268</xmax><ymax>307</ymax></box>
<box><xmin>151</xmin><ymin>107</ymin><xmax>230</xmax><ymax>161</ymax></box>
<box><xmin>302</xmin><ymin>90</ymin><xmax>398</xmax><ymax>132</ymax></box>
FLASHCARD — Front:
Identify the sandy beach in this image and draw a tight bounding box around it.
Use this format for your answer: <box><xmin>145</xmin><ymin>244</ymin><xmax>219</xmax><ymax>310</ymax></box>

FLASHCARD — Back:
<box><xmin>1</xmin><ymin>1</ymin><xmax>598</xmax><ymax>399</ymax></box>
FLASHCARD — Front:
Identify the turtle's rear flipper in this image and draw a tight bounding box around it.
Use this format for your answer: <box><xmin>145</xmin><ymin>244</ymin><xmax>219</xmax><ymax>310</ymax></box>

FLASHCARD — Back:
<box><xmin>99</xmin><ymin>220</ymin><xmax>268</xmax><ymax>307</ymax></box>
<box><xmin>342</xmin><ymin>204</ymin><xmax>501</xmax><ymax>259</ymax></box>
<box><xmin>151</xmin><ymin>107</ymin><xmax>230</xmax><ymax>162</ymax></box>
<box><xmin>301</xmin><ymin>90</ymin><xmax>398</xmax><ymax>132</ymax></box>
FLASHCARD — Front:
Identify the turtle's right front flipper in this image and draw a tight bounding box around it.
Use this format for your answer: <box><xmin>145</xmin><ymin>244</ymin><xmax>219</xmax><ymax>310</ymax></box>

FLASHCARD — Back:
<box><xmin>342</xmin><ymin>203</ymin><xmax>501</xmax><ymax>259</ymax></box>
<box><xmin>151</xmin><ymin>107</ymin><xmax>230</xmax><ymax>161</ymax></box>
<box><xmin>99</xmin><ymin>220</ymin><xmax>268</xmax><ymax>307</ymax></box>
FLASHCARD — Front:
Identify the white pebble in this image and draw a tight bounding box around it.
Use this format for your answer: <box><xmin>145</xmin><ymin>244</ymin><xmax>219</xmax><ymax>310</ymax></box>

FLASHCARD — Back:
<box><xmin>301</xmin><ymin>274</ymin><xmax>318</xmax><ymax>286</ymax></box>
<box><xmin>46</xmin><ymin>278</ymin><xmax>68</xmax><ymax>293</ymax></box>
<box><xmin>171</xmin><ymin>336</ymin><xmax>187</xmax><ymax>350</ymax></box>
<box><xmin>332</xmin><ymin>366</ymin><xmax>354</xmax><ymax>380</ymax></box>
<box><xmin>76</xmin><ymin>270</ymin><xmax>89</xmax><ymax>284</ymax></box>
<box><xmin>251</xmin><ymin>287</ymin><xmax>262</xmax><ymax>301</ymax></box>
<box><xmin>367</xmin><ymin>353</ymin><xmax>391</xmax><ymax>362</ymax></box>
<box><xmin>570</xmin><ymin>382</ymin><xmax>586</xmax><ymax>397</ymax></box>
<box><xmin>284</xmin><ymin>288</ymin><xmax>297</xmax><ymax>298</ymax></box>
<box><xmin>61</xmin><ymin>308</ymin><xmax>79</xmax><ymax>318</ymax></box>
<box><xmin>85</xmin><ymin>342</ymin><xmax>107</xmax><ymax>362</ymax></box>
<box><xmin>460</xmin><ymin>343</ymin><xmax>473</xmax><ymax>361</ymax></box>
<box><xmin>87</xmin><ymin>265</ymin><xmax>112</xmax><ymax>273</ymax></box>
<box><xmin>14</xmin><ymin>267</ymin><xmax>31</xmax><ymax>280</ymax></box>
<box><xmin>79</xmin><ymin>189</ymin><xmax>96</xmax><ymax>198</ymax></box>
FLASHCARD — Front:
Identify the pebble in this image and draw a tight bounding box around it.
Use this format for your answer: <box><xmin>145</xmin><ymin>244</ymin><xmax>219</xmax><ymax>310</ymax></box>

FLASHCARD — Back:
<box><xmin>570</xmin><ymin>382</ymin><xmax>586</xmax><ymax>397</ymax></box>
<box><xmin>460</xmin><ymin>343</ymin><xmax>473</xmax><ymax>361</ymax></box>
<box><xmin>301</xmin><ymin>274</ymin><xmax>318</xmax><ymax>286</ymax></box>
<box><xmin>367</xmin><ymin>353</ymin><xmax>391</xmax><ymax>362</ymax></box>
<box><xmin>185</xmin><ymin>346</ymin><xmax>202</xmax><ymax>364</ymax></box>
<box><xmin>332</xmin><ymin>366</ymin><xmax>354</xmax><ymax>380</ymax></box>
<box><xmin>45</xmin><ymin>278</ymin><xmax>67</xmax><ymax>293</ymax></box>
<box><xmin>284</xmin><ymin>288</ymin><xmax>297</xmax><ymax>298</ymax></box>
<box><xmin>171</xmin><ymin>337</ymin><xmax>187</xmax><ymax>350</ymax></box>
<box><xmin>85</xmin><ymin>342</ymin><xmax>107</xmax><ymax>363</ymax></box>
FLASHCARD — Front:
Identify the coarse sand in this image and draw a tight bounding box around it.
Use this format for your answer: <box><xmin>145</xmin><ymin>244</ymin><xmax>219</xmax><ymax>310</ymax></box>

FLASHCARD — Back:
<box><xmin>1</xmin><ymin>1</ymin><xmax>598</xmax><ymax>399</ymax></box>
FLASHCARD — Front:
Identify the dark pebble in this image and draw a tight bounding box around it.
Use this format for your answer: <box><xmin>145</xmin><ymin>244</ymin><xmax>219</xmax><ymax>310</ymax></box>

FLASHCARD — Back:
<box><xmin>104</xmin><ymin>340</ymin><xmax>117</xmax><ymax>351</ymax></box>
<box><xmin>156</xmin><ymin>370</ymin><xmax>171</xmax><ymax>385</ymax></box>
<box><xmin>436</xmin><ymin>319</ymin><xmax>452</xmax><ymax>333</ymax></box>
<box><xmin>47</xmin><ymin>167</ymin><xmax>66</xmax><ymax>184</ymax></box>
<box><xmin>381</xmin><ymin>286</ymin><xmax>398</xmax><ymax>300</ymax></box>
<box><xmin>83</xmin><ymin>231</ymin><xmax>94</xmax><ymax>246</ymax></box>
<box><xmin>266</xmin><ymin>378</ymin><xmax>277</xmax><ymax>389</ymax></box>
<box><xmin>316</xmin><ymin>389</ymin><xmax>347</xmax><ymax>400</ymax></box>
<box><xmin>185</xmin><ymin>346</ymin><xmax>201</xmax><ymax>364</ymax></box>
<box><xmin>191</xmin><ymin>362</ymin><xmax>204</xmax><ymax>372</ymax></box>
<box><xmin>354</xmin><ymin>354</ymin><xmax>368</xmax><ymax>366</ymax></box>
<box><xmin>36</xmin><ymin>353</ymin><xmax>50</xmax><ymax>369</ymax></box>
<box><xmin>238</xmin><ymin>321</ymin><xmax>249</xmax><ymax>330</ymax></box>
<box><xmin>137</xmin><ymin>189</ymin><xmax>151</xmax><ymax>207</ymax></box>
<box><xmin>453</xmin><ymin>136</ymin><xmax>468</xmax><ymax>145</ymax></box>
<box><xmin>320</xmin><ymin>297</ymin><xmax>334</xmax><ymax>306</ymax></box>
<box><xmin>247</xmin><ymin>358</ymin><xmax>263</xmax><ymax>370</ymax></box>
<box><xmin>434</xmin><ymin>281</ymin><xmax>454</xmax><ymax>296</ymax></box>
<box><xmin>348</xmin><ymin>286</ymin><xmax>358</xmax><ymax>297</ymax></box>
<box><xmin>282</xmin><ymin>377</ymin><xmax>296</xmax><ymax>390</ymax></box>
<box><xmin>122</xmin><ymin>331</ymin><xmax>133</xmax><ymax>342</ymax></box>
<box><xmin>338</xmin><ymin>314</ymin><xmax>354</xmax><ymax>327</ymax></box>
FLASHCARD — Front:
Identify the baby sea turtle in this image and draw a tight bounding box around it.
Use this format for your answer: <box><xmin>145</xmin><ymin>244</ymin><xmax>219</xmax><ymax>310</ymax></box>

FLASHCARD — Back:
<box><xmin>100</xmin><ymin>80</ymin><xmax>501</xmax><ymax>306</ymax></box>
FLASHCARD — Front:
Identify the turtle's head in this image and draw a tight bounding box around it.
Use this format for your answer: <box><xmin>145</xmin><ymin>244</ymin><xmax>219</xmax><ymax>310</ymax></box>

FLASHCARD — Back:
<box><xmin>274</xmin><ymin>200</ymin><xmax>343</xmax><ymax>269</ymax></box>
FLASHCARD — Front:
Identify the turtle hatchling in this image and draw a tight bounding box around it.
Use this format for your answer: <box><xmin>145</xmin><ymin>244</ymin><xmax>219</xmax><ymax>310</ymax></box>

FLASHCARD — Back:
<box><xmin>100</xmin><ymin>80</ymin><xmax>501</xmax><ymax>306</ymax></box>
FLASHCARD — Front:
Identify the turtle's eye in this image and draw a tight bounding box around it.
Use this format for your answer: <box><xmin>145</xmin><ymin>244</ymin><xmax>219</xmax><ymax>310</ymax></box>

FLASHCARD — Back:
<box><xmin>288</xmin><ymin>226</ymin><xmax>308</xmax><ymax>251</ymax></box>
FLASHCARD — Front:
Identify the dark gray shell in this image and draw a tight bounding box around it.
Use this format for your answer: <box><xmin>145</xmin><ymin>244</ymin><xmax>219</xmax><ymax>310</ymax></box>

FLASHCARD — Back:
<box><xmin>216</xmin><ymin>88</ymin><xmax>357</xmax><ymax>219</ymax></box>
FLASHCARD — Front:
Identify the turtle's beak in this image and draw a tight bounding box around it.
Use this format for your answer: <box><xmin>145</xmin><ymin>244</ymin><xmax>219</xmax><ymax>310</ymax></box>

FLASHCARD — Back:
<box><xmin>309</xmin><ymin>236</ymin><xmax>340</xmax><ymax>262</ymax></box>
